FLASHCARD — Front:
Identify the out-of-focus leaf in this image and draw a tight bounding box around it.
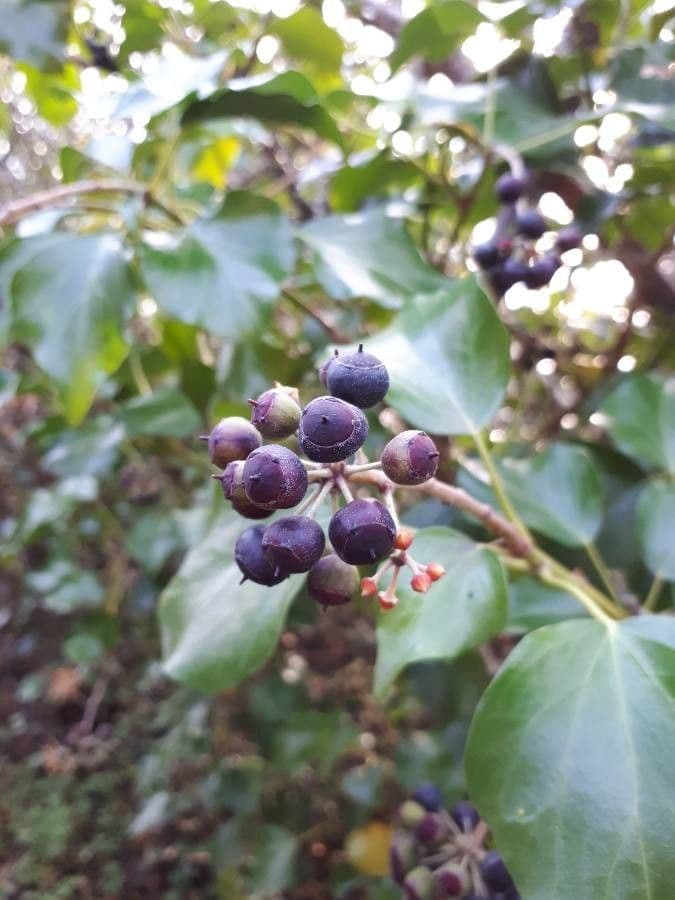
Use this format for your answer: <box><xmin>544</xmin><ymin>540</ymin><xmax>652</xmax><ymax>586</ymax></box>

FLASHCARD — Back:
<box><xmin>272</xmin><ymin>7</ymin><xmax>344</xmax><ymax>74</ymax></box>
<box><xmin>272</xmin><ymin>710</ymin><xmax>358</xmax><ymax>776</ymax></box>
<box><xmin>116</xmin><ymin>387</ymin><xmax>201</xmax><ymax>438</ymax></box>
<box><xmin>246</xmin><ymin>825</ymin><xmax>297</xmax><ymax>896</ymax></box>
<box><xmin>18</xmin><ymin>63</ymin><xmax>79</xmax><ymax>125</ymax></box>
<box><xmin>390</xmin><ymin>1</ymin><xmax>484</xmax><ymax>71</ymax></box>
<box><xmin>41</xmin><ymin>416</ymin><xmax>125</xmax><ymax>478</ymax></box>
<box><xmin>329</xmin><ymin>153</ymin><xmax>421</xmax><ymax>212</ymax></box>
<box><xmin>0</xmin><ymin>0</ymin><xmax>68</xmax><ymax>66</ymax></box>
<box><xmin>637</xmin><ymin>480</ymin><xmax>675</xmax><ymax>580</ymax></box>
<box><xmin>138</xmin><ymin>192</ymin><xmax>294</xmax><ymax>338</ymax></box>
<box><xmin>191</xmin><ymin>135</ymin><xmax>240</xmax><ymax>188</ymax></box>
<box><xmin>367</xmin><ymin>277</ymin><xmax>510</xmax><ymax>435</ymax></box>
<box><xmin>506</xmin><ymin>576</ymin><xmax>585</xmax><ymax>633</ymax></box>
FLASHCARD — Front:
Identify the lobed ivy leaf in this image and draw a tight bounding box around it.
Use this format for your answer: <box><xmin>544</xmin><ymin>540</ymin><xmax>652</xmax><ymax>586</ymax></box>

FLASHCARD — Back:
<box><xmin>466</xmin><ymin>616</ymin><xmax>675</xmax><ymax>900</ymax></box>
<box><xmin>374</xmin><ymin>528</ymin><xmax>507</xmax><ymax>699</ymax></box>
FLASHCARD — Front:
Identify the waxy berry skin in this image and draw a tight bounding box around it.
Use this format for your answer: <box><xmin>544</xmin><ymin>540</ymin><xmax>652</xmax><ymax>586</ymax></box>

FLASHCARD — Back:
<box><xmin>556</xmin><ymin>224</ymin><xmax>583</xmax><ymax>252</ymax></box>
<box><xmin>307</xmin><ymin>554</ymin><xmax>359</xmax><ymax>607</ymax></box>
<box><xmin>243</xmin><ymin>445</ymin><xmax>308</xmax><ymax>510</ymax></box>
<box><xmin>412</xmin><ymin>783</ymin><xmax>444</xmax><ymax>812</ymax></box>
<box><xmin>524</xmin><ymin>256</ymin><xmax>558</xmax><ymax>289</ymax></box>
<box><xmin>481</xmin><ymin>850</ymin><xmax>514</xmax><ymax>891</ymax></box>
<box><xmin>235</xmin><ymin>525</ymin><xmax>287</xmax><ymax>586</ymax></box>
<box><xmin>207</xmin><ymin>416</ymin><xmax>261</xmax><ymax>469</ymax></box>
<box><xmin>326</xmin><ymin>344</ymin><xmax>389</xmax><ymax>409</ymax></box>
<box><xmin>262</xmin><ymin>516</ymin><xmax>325</xmax><ymax>576</ymax></box>
<box><xmin>249</xmin><ymin>387</ymin><xmax>301</xmax><ymax>439</ymax></box>
<box><xmin>381</xmin><ymin>430</ymin><xmax>439</xmax><ymax>485</ymax></box>
<box><xmin>298</xmin><ymin>396</ymin><xmax>368</xmax><ymax>463</ymax></box>
<box><xmin>220</xmin><ymin>461</ymin><xmax>273</xmax><ymax>520</ymax></box>
<box><xmin>328</xmin><ymin>498</ymin><xmax>396</xmax><ymax>565</ymax></box>
<box><xmin>516</xmin><ymin>209</ymin><xmax>547</xmax><ymax>239</ymax></box>
<box><xmin>495</xmin><ymin>172</ymin><xmax>525</xmax><ymax>204</ymax></box>
<box><xmin>473</xmin><ymin>241</ymin><xmax>500</xmax><ymax>270</ymax></box>
<box><xmin>450</xmin><ymin>800</ymin><xmax>480</xmax><ymax>832</ymax></box>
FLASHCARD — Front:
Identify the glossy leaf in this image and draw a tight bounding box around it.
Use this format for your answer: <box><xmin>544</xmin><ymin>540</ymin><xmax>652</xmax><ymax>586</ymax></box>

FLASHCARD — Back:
<box><xmin>507</xmin><ymin>576</ymin><xmax>584</xmax><ymax>633</ymax></box>
<box><xmin>466</xmin><ymin>616</ymin><xmax>675</xmax><ymax>900</ymax></box>
<box><xmin>637</xmin><ymin>480</ymin><xmax>675</xmax><ymax>580</ymax></box>
<box><xmin>5</xmin><ymin>233</ymin><xmax>135</xmax><ymax>424</ymax></box>
<box><xmin>138</xmin><ymin>192</ymin><xmax>294</xmax><ymax>338</ymax></box>
<box><xmin>374</xmin><ymin>528</ymin><xmax>507</xmax><ymax>698</ymax></box>
<box><xmin>390</xmin><ymin>1</ymin><xmax>483</xmax><ymax>71</ymax></box>
<box><xmin>116</xmin><ymin>387</ymin><xmax>201</xmax><ymax>438</ymax></box>
<box><xmin>300</xmin><ymin>209</ymin><xmax>445</xmax><ymax>309</ymax></box>
<box><xmin>160</xmin><ymin>505</ymin><xmax>304</xmax><ymax>693</ymax></box>
<box><xmin>599</xmin><ymin>373</ymin><xmax>675</xmax><ymax>472</ymax></box>
<box><xmin>367</xmin><ymin>277</ymin><xmax>510</xmax><ymax>435</ymax></box>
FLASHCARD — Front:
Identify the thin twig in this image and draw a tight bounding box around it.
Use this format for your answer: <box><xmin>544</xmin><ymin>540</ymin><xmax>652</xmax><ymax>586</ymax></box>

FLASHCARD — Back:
<box><xmin>281</xmin><ymin>287</ymin><xmax>345</xmax><ymax>342</ymax></box>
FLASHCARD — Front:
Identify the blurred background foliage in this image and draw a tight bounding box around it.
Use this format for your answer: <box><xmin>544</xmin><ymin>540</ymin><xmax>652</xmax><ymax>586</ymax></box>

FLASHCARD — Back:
<box><xmin>0</xmin><ymin>0</ymin><xmax>673</xmax><ymax>897</ymax></box>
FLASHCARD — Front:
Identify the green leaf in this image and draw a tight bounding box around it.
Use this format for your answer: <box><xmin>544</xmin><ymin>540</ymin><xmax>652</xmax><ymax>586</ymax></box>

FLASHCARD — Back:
<box><xmin>271</xmin><ymin>8</ymin><xmax>344</xmax><ymax>74</ymax></box>
<box><xmin>367</xmin><ymin>277</ymin><xmax>510</xmax><ymax>435</ymax></box>
<box><xmin>506</xmin><ymin>576</ymin><xmax>585</xmax><ymax>633</ymax></box>
<box><xmin>138</xmin><ymin>192</ymin><xmax>294</xmax><ymax>338</ymax></box>
<box><xmin>599</xmin><ymin>373</ymin><xmax>675</xmax><ymax>473</ymax></box>
<box><xmin>374</xmin><ymin>528</ymin><xmax>507</xmax><ymax>698</ymax></box>
<box><xmin>0</xmin><ymin>0</ymin><xmax>68</xmax><ymax>67</ymax></box>
<box><xmin>246</xmin><ymin>824</ymin><xmax>297</xmax><ymax>896</ymax></box>
<box><xmin>116</xmin><ymin>387</ymin><xmax>201</xmax><ymax>438</ymax></box>
<box><xmin>466</xmin><ymin>616</ymin><xmax>675</xmax><ymax>900</ymax></box>
<box><xmin>300</xmin><ymin>209</ymin><xmax>445</xmax><ymax>309</ymax></box>
<box><xmin>182</xmin><ymin>72</ymin><xmax>343</xmax><ymax>146</ymax></box>
<box><xmin>5</xmin><ymin>233</ymin><xmax>135</xmax><ymax>424</ymax></box>
<box><xmin>159</xmin><ymin>505</ymin><xmax>304</xmax><ymax>692</ymax></box>
<box><xmin>272</xmin><ymin>710</ymin><xmax>358</xmax><ymax>776</ymax></box>
<box><xmin>390</xmin><ymin>1</ymin><xmax>484</xmax><ymax>71</ymax></box>
<box><xmin>637</xmin><ymin>480</ymin><xmax>675</xmax><ymax>580</ymax></box>
<box><xmin>41</xmin><ymin>416</ymin><xmax>125</xmax><ymax>478</ymax></box>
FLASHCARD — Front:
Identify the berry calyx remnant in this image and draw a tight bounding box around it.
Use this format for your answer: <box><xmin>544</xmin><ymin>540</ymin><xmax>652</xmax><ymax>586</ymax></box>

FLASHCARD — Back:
<box><xmin>248</xmin><ymin>386</ymin><xmax>301</xmax><ymax>439</ymax></box>
<box><xmin>298</xmin><ymin>396</ymin><xmax>368</xmax><ymax>463</ymax></box>
<box><xmin>381</xmin><ymin>430</ymin><xmax>440</xmax><ymax>485</ymax></box>
<box><xmin>326</xmin><ymin>343</ymin><xmax>389</xmax><ymax>409</ymax></box>
<box><xmin>243</xmin><ymin>444</ymin><xmax>308</xmax><ymax>509</ymax></box>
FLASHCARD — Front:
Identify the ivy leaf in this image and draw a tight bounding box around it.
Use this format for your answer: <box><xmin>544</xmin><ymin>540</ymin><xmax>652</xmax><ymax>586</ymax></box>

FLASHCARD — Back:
<box><xmin>182</xmin><ymin>72</ymin><xmax>343</xmax><ymax>146</ymax></box>
<box><xmin>466</xmin><ymin>616</ymin><xmax>675</xmax><ymax>900</ymax></box>
<box><xmin>367</xmin><ymin>277</ymin><xmax>510</xmax><ymax>435</ymax></box>
<box><xmin>390</xmin><ymin>1</ymin><xmax>484</xmax><ymax>71</ymax></box>
<box><xmin>160</xmin><ymin>505</ymin><xmax>304</xmax><ymax>693</ymax></box>
<box><xmin>271</xmin><ymin>7</ymin><xmax>344</xmax><ymax>74</ymax></box>
<box><xmin>116</xmin><ymin>387</ymin><xmax>201</xmax><ymax>438</ymax></box>
<box><xmin>507</xmin><ymin>576</ymin><xmax>585</xmax><ymax>633</ymax></box>
<box><xmin>138</xmin><ymin>192</ymin><xmax>294</xmax><ymax>339</ymax></box>
<box><xmin>4</xmin><ymin>233</ymin><xmax>135</xmax><ymax>425</ymax></box>
<box><xmin>599</xmin><ymin>373</ymin><xmax>675</xmax><ymax>473</ymax></box>
<box><xmin>300</xmin><ymin>209</ymin><xmax>445</xmax><ymax>309</ymax></box>
<box><xmin>637</xmin><ymin>480</ymin><xmax>675</xmax><ymax>580</ymax></box>
<box><xmin>374</xmin><ymin>528</ymin><xmax>507</xmax><ymax>699</ymax></box>
<box><xmin>0</xmin><ymin>0</ymin><xmax>68</xmax><ymax>67</ymax></box>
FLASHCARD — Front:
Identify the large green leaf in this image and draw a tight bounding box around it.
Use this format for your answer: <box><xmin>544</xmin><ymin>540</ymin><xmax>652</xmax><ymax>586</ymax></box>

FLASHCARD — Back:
<box><xmin>299</xmin><ymin>209</ymin><xmax>445</xmax><ymax>309</ymax></box>
<box><xmin>138</xmin><ymin>192</ymin><xmax>294</xmax><ymax>338</ymax></box>
<box><xmin>367</xmin><ymin>277</ymin><xmax>510</xmax><ymax>435</ymax></box>
<box><xmin>271</xmin><ymin>8</ymin><xmax>344</xmax><ymax>74</ymax></box>
<box><xmin>390</xmin><ymin>1</ymin><xmax>484</xmax><ymax>71</ymax></box>
<box><xmin>5</xmin><ymin>233</ymin><xmax>135</xmax><ymax>424</ymax></box>
<box><xmin>506</xmin><ymin>576</ymin><xmax>584</xmax><ymax>633</ymax></box>
<box><xmin>466</xmin><ymin>616</ymin><xmax>675</xmax><ymax>900</ymax></box>
<box><xmin>160</xmin><ymin>505</ymin><xmax>304</xmax><ymax>692</ymax></box>
<box><xmin>182</xmin><ymin>72</ymin><xmax>343</xmax><ymax>146</ymax></box>
<box><xmin>637</xmin><ymin>480</ymin><xmax>675</xmax><ymax>581</ymax></box>
<box><xmin>0</xmin><ymin>0</ymin><xmax>68</xmax><ymax>66</ymax></box>
<box><xmin>116</xmin><ymin>387</ymin><xmax>201</xmax><ymax>438</ymax></box>
<box><xmin>599</xmin><ymin>374</ymin><xmax>675</xmax><ymax>473</ymax></box>
<box><xmin>374</xmin><ymin>528</ymin><xmax>507</xmax><ymax>698</ymax></box>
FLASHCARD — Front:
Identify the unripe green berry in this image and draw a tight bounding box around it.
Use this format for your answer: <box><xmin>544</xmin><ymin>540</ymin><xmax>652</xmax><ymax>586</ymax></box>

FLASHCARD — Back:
<box><xmin>205</xmin><ymin>417</ymin><xmax>262</xmax><ymax>469</ymax></box>
<box><xmin>249</xmin><ymin>387</ymin><xmax>301</xmax><ymax>439</ymax></box>
<box><xmin>399</xmin><ymin>800</ymin><xmax>426</xmax><ymax>828</ymax></box>
<box><xmin>403</xmin><ymin>866</ymin><xmax>434</xmax><ymax>900</ymax></box>
<box><xmin>381</xmin><ymin>430</ymin><xmax>439</xmax><ymax>485</ymax></box>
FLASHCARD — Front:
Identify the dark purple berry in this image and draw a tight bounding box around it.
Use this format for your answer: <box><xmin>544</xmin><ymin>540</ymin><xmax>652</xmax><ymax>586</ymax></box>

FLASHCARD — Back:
<box><xmin>502</xmin><ymin>258</ymin><xmax>529</xmax><ymax>285</ymax></box>
<box><xmin>389</xmin><ymin>832</ymin><xmax>415</xmax><ymax>885</ymax></box>
<box><xmin>217</xmin><ymin>461</ymin><xmax>272</xmax><ymax>520</ymax></box>
<box><xmin>516</xmin><ymin>209</ymin><xmax>546</xmax><ymax>239</ymax></box>
<box><xmin>298</xmin><ymin>396</ymin><xmax>368</xmax><ymax>463</ymax></box>
<box><xmin>450</xmin><ymin>800</ymin><xmax>480</xmax><ymax>832</ymax></box>
<box><xmin>414</xmin><ymin>812</ymin><xmax>448</xmax><ymax>846</ymax></box>
<box><xmin>381</xmin><ymin>430</ymin><xmax>439</xmax><ymax>485</ymax></box>
<box><xmin>434</xmin><ymin>862</ymin><xmax>467</xmax><ymax>897</ymax></box>
<box><xmin>412</xmin><ymin>782</ymin><xmax>443</xmax><ymax>812</ymax></box>
<box><xmin>319</xmin><ymin>349</ymin><xmax>339</xmax><ymax>388</ymax></box>
<box><xmin>243</xmin><ymin>444</ymin><xmax>308</xmax><ymax>510</ymax></box>
<box><xmin>481</xmin><ymin>850</ymin><xmax>514</xmax><ymax>891</ymax></box>
<box><xmin>495</xmin><ymin>172</ymin><xmax>524</xmax><ymax>204</ymax></box>
<box><xmin>326</xmin><ymin>344</ymin><xmax>389</xmax><ymax>409</ymax></box>
<box><xmin>556</xmin><ymin>224</ymin><xmax>583</xmax><ymax>252</ymax></box>
<box><xmin>524</xmin><ymin>256</ymin><xmax>558</xmax><ymax>289</ymax></box>
<box><xmin>235</xmin><ymin>525</ymin><xmax>287</xmax><ymax>586</ymax></box>
<box><xmin>204</xmin><ymin>417</ymin><xmax>261</xmax><ymax>469</ymax></box>
<box><xmin>403</xmin><ymin>866</ymin><xmax>434</xmax><ymax>900</ymax></box>
<box><xmin>328</xmin><ymin>498</ymin><xmax>396</xmax><ymax>565</ymax></box>
<box><xmin>231</xmin><ymin>496</ymin><xmax>273</xmax><ymax>520</ymax></box>
<box><xmin>307</xmin><ymin>554</ymin><xmax>359</xmax><ymax>607</ymax></box>
<box><xmin>473</xmin><ymin>241</ymin><xmax>500</xmax><ymax>269</ymax></box>
<box><xmin>262</xmin><ymin>516</ymin><xmax>325</xmax><ymax>576</ymax></box>
<box><xmin>249</xmin><ymin>387</ymin><xmax>301</xmax><ymax>439</ymax></box>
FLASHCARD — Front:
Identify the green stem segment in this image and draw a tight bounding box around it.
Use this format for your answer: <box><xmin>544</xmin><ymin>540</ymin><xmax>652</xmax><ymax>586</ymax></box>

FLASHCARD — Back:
<box><xmin>644</xmin><ymin>576</ymin><xmax>663</xmax><ymax>612</ymax></box>
<box><xmin>585</xmin><ymin>543</ymin><xmax>620</xmax><ymax>606</ymax></box>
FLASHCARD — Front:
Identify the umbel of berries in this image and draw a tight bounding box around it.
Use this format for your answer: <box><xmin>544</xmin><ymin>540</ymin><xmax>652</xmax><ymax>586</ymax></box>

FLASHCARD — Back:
<box><xmin>325</xmin><ymin>344</ymin><xmax>389</xmax><ymax>408</ymax></box>
<box><xmin>243</xmin><ymin>445</ymin><xmax>307</xmax><ymax>510</ymax></box>
<box><xmin>298</xmin><ymin>396</ymin><xmax>368</xmax><ymax>463</ymax></box>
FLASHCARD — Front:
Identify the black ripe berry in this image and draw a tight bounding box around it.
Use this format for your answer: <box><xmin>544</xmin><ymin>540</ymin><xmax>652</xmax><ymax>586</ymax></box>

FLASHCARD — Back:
<box><xmin>556</xmin><ymin>224</ymin><xmax>583</xmax><ymax>251</ymax></box>
<box><xmin>403</xmin><ymin>866</ymin><xmax>434</xmax><ymax>900</ymax></box>
<box><xmin>381</xmin><ymin>430</ymin><xmax>439</xmax><ymax>485</ymax></box>
<box><xmin>205</xmin><ymin>416</ymin><xmax>261</xmax><ymax>469</ymax></box>
<box><xmin>495</xmin><ymin>172</ymin><xmax>525</xmax><ymax>204</ymax></box>
<box><xmin>307</xmin><ymin>554</ymin><xmax>359</xmax><ymax>607</ymax></box>
<box><xmin>298</xmin><ymin>396</ymin><xmax>368</xmax><ymax>463</ymax></box>
<box><xmin>412</xmin><ymin>783</ymin><xmax>443</xmax><ymax>812</ymax></box>
<box><xmin>248</xmin><ymin>387</ymin><xmax>301</xmax><ymax>439</ymax></box>
<box><xmin>235</xmin><ymin>525</ymin><xmax>287</xmax><ymax>586</ymax></box>
<box><xmin>218</xmin><ymin>461</ymin><xmax>271</xmax><ymax>520</ymax></box>
<box><xmin>326</xmin><ymin>344</ymin><xmax>389</xmax><ymax>409</ymax></box>
<box><xmin>328</xmin><ymin>498</ymin><xmax>396</xmax><ymax>565</ymax></box>
<box><xmin>450</xmin><ymin>800</ymin><xmax>480</xmax><ymax>831</ymax></box>
<box><xmin>473</xmin><ymin>241</ymin><xmax>500</xmax><ymax>270</ymax></box>
<box><xmin>516</xmin><ymin>209</ymin><xmax>546</xmax><ymax>239</ymax></box>
<box><xmin>480</xmin><ymin>850</ymin><xmax>514</xmax><ymax>891</ymax></box>
<box><xmin>262</xmin><ymin>516</ymin><xmax>325</xmax><ymax>576</ymax></box>
<box><xmin>243</xmin><ymin>445</ymin><xmax>307</xmax><ymax>510</ymax></box>
<box><xmin>524</xmin><ymin>256</ymin><xmax>558</xmax><ymax>289</ymax></box>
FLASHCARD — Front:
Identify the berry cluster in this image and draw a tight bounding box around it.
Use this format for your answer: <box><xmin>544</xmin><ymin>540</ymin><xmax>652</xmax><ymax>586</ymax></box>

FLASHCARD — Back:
<box><xmin>391</xmin><ymin>786</ymin><xmax>519</xmax><ymax>900</ymax></box>
<box><xmin>473</xmin><ymin>171</ymin><xmax>583</xmax><ymax>297</ymax></box>
<box><xmin>201</xmin><ymin>346</ymin><xmax>445</xmax><ymax>610</ymax></box>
